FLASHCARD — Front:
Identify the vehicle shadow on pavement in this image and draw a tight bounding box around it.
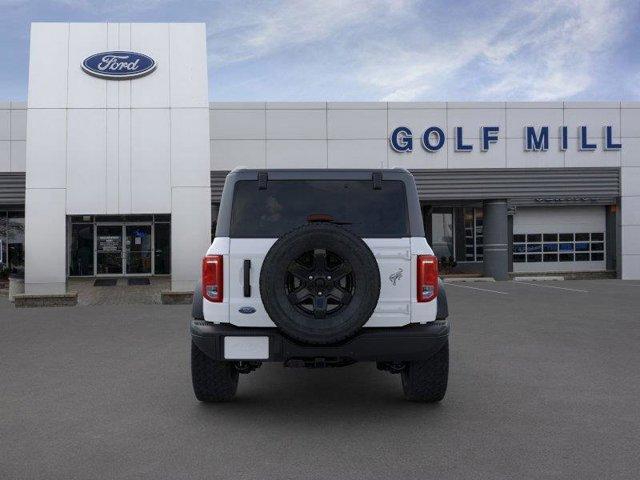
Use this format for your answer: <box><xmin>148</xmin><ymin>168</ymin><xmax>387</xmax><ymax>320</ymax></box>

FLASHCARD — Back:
<box><xmin>191</xmin><ymin>363</ymin><xmax>447</xmax><ymax>424</ymax></box>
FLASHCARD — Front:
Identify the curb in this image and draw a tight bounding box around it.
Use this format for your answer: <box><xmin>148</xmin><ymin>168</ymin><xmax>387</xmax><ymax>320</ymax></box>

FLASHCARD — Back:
<box><xmin>514</xmin><ymin>276</ymin><xmax>565</xmax><ymax>282</ymax></box>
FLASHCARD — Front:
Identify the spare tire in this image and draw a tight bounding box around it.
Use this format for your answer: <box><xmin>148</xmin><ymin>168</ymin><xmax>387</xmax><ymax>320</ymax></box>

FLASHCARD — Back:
<box><xmin>259</xmin><ymin>223</ymin><xmax>380</xmax><ymax>345</ymax></box>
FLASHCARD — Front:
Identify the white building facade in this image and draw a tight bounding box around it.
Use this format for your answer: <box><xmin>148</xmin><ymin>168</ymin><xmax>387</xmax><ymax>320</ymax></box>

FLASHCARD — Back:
<box><xmin>1</xmin><ymin>22</ymin><xmax>639</xmax><ymax>294</ymax></box>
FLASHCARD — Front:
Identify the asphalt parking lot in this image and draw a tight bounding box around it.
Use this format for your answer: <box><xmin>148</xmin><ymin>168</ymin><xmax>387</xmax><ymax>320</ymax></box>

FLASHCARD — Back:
<box><xmin>1</xmin><ymin>279</ymin><xmax>639</xmax><ymax>480</ymax></box>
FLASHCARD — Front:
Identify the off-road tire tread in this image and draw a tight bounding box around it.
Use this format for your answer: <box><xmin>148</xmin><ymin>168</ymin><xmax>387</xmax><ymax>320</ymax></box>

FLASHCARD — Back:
<box><xmin>191</xmin><ymin>341</ymin><xmax>239</xmax><ymax>402</ymax></box>
<box><xmin>259</xmin><ymin>222</ymin><xmax>380</xmax><ymax>345</ymax></box>
<box><xmin>401</xmin><ymin>340</ymin><xmax>449</xmax><ymax>402</ymax></box>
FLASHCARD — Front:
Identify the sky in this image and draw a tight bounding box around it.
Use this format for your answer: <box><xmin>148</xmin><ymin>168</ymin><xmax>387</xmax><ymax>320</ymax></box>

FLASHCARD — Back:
<box><xmin>1</xmin><ymin>0</ymin><xmax>639</xmax><ymax>102</ymax></box>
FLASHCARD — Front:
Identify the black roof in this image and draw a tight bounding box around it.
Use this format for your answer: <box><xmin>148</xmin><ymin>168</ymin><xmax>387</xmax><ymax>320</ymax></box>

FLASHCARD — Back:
<box><xmin>225</xmin><ymin>168</ymin><xmax>414</xmax><ymax>181</ymax></box>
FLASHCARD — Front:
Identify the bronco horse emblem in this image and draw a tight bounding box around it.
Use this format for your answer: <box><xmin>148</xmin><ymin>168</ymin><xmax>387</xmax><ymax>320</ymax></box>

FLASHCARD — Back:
<box><xmin>389</xmin><ymin>268</ymin><xmax>403</xmax><ymax>286</ymax></box>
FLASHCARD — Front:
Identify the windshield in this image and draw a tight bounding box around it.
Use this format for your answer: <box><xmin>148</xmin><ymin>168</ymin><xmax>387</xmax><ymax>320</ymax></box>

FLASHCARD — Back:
<box><xmin>229</xmin><ymin>180</ymin><xmax>409</xmax><ymax>238</ymax></box>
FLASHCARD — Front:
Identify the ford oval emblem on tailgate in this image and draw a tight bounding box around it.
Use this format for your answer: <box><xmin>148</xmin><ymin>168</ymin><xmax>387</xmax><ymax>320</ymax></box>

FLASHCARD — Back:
<box><xmin>239</xmin><ymin>306</ymin><xmax>256</xmax><ymax>314</ymax></box>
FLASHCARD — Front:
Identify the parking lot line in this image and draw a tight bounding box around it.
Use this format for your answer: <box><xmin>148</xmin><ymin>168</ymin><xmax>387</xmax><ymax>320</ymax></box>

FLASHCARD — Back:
<box><xmin>443</xmin><ymin>282</ymin><xmax>509</xmax><ymax>295</ymax></box>
<box><xmin>513</xmin><ymin>281</ymin><xmax>589</xmax><ymax>293</ymax></box>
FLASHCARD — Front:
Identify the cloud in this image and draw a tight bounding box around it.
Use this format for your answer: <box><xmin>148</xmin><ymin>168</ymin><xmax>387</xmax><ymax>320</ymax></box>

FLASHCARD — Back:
<box><xmin>207</xmin><ymin>0</ymin><xmax>634</xmax><ymax>101</ymax></box>
<box><xmin>208</xmin><ymin>0</ymin><xmax>414</xmax><ymax>66</ymax></box>
<box><xmin>360</xmin><ymin>0</ymin><xmax>629</xmax><ymax>101</ymax></box>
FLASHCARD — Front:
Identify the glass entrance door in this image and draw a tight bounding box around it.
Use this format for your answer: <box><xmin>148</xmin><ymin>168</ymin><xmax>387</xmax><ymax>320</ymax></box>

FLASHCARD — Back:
<box><xmin>96</xmin><ymin>225</ymin><xmax>124</xmax><ymax>275</ymax></box>
<box><xmin>125</xmin><ymin>225</ymin><xmax>152</xmax><ymax>275</ymax></box>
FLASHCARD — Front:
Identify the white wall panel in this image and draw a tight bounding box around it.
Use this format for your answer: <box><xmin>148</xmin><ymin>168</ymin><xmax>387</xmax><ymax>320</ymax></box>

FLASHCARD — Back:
<box><xmin>328</xmin><ymin>140</ymin><xmax>387</xmax><ymax>168</ymax></box>
<box><xmin>171</xmin><ymin>186</ymin><xmax>211</xmax><ymax>291</ymax></box>
<box><xmin>329</xmin><ymin>102</ymin><xmax>386</xmax><ymax>110</ymax></box>
<box><xmin>25</xmin><ymin>109</ymin><xmax>67</xmax><ymax>189</ymax></box>
<box><xmin>25</xmin><ymin>188</ymin><xmax>66</xmax><ymax>294</ymax></box>
<box><xmin>105</xmin><ymin>108</ymin><xmax>119</xmax><ymax>213</ymax></box>
<box><xmin>10</xmin><ymin>109</ymin><xmax>27</xmax><ymax>140</ymax></box>
<box><xmin>67</xmin><ymin>23</ymin><xmax>108</xmax><ymax>109</ymax></box>
<box><xmin>211</xmin><ymin>140</ymin><xmax>265</xmax><ymax>169</ymax></box>
<box><xmin>621</xmin><ymin>255</ymin><xmax>640</xmax><ymax>279</ymax></box>
<box><xmin>28</xmin><ymin>23</ymin><xmax>68</xmax><ymax>108</ymax></box>
<box><xmin>621</xmin><ymin>195</ymin><xmax>640</xmax><ymax>226</ymax></box>
<box><xmin>169</xmin><ymin>23</ymin><xmax>208</xmax><ymax>108</ymax></box>
<box><xmin>621</xmin><ymin>166</ymin><xmax>640</xmax><ymax>196</ymax></box>
<box><xmin>117</xmin><ymin>23</ymin><xmax>132</xmax><ymax>109</ymax></box>
<box><xmin>327</xmin><ymin>109</ymin><xmax>386</xmax><ymax>139</ymax></box>
<box><xmin>621</xmin><ymin>138</ymin><xmax>640</xmax><ymax>167</ymax></box>
<box><xmin>266</xmin><ymin>109</ymin><xmax>326</xmax><ymax>139</ymax></box>
<box><xmin>66</xmin><ymin>109</ymin><xmax>107</xmax><ymax>214</ymax></box>
<box><xmin>387</xmin><ymin>108</ymin><xmax>447</xmax><ymax>169</ymax></box>
<box><xmin>621</xmin><ymin>108</ymin><xmax>640</xmax><ymax>138</ymax></box>
<box><xmin>106</xmin><ymin>23</ymin><xmax>119</xmax><ymax>108</ymax></box>
<box><xmin>171</xmin><ymin>108</ymin><xmax>210</xmax><ymax>187</ymax></box>
<box><xmin>0</xmin><ymin>141</ymin><xmax>9</xmax><ymax>171</ymax></box>
<box><xmin>210</xmin><ymin>109</ymin><xmax>265</xmax><ymax>139</ymax></box>
<box><xmin>389</xmin><ymin>145</ymin><xmax>446</xmax><ymax>170</ymax></box>
<box><xmin>564</xmin><ymin>107</ymin><xmax>620</xmax><ymax>138</ymax></box>
<box><xmin>506</xmin><ymin>138</ymin><xmax>565</xmax><ymax>168</ymax></box>
<box><xmin>564</xmin><ymin>143</ymin><xmax>620</xmax><ymax>168</ymax></box>
<box><xmin>388</xmin><ymin>102</ymin><xmax>445</xmax><ymax>109</ymax></box>
<box><xmin>446</xmin><ymin>138</ymin><xmax>506</xmax><ymax>169</ymax></box>
<box><xmin>130</xmin><ymin>108</ymin><xmax>171</xmax><ymax>212</ymax></box>
<box><xmin>131</xmin><ymin>23</ymin><xmax>170</xmax><ymax>108</ymax></box>
<box><xmin>447</xmin><ymin>108</ymin><xmax>506</xmax><ymax>140</ymax></box>
<box><xmin>621</xmin><ymin>225</ymin><xmax>640</xmax><ymax>255</ymax></box>
<box><xmin>267</xmin><ymin>102</ymin><xmax>325</xmax><ymax>110</ymax></box>
<box><xmin>117</xmin><ymin>109</ymin><xmax>132</xmax><ymax>213</ymax></box>
<box><xmin>267</xmin><ymin>140</ymin><xmax>326</xmax><ymax>168</ymax></box>
<box><xmin>0</xmin><ymin>110</ymin><xmax>9</xmax><ymax>140</ymax></box>
<box><xmin>506</xmin><ymin>108</ymin><xmax>563</xmax><ymax>138</ymax></box>
<box><xmin>387</xmin><ymin>108</ymin><xmax>447</xmax><ymax>137</ymax></box>
<box><xmin>10</xmin><ymin>141</ymin><xmax>26</xmax><ymax>172</ymax></box>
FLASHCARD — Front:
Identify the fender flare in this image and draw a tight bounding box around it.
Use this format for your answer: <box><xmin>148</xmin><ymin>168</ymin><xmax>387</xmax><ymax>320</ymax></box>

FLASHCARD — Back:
<box><xmin>192</xmin><ymin>280</ymin><xmax>204</xmax><ymax>320</ymax></box>
<box><xmin>436</xmin><ymin>278</ymin><xmax>448</xmax><ymax>320</ymax></box>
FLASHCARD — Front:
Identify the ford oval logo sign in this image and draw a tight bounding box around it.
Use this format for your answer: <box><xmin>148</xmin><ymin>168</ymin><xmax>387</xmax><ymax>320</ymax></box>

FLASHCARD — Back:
<box><xmin>238</xmin><ymin>306</ymin><xmax>256</xmax><ymax>314</ymax></box>
<box><xmin>82</xmin><ymin>51</ymin><xmax>156</xmax><ymax>80</ymax></box>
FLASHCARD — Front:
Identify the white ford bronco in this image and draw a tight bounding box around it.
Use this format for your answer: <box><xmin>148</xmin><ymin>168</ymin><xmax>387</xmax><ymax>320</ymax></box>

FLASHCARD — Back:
<box><xmin>191</xmin><ymin>169</ymin><xmax>449</xmax><ymax>402</ymax></box>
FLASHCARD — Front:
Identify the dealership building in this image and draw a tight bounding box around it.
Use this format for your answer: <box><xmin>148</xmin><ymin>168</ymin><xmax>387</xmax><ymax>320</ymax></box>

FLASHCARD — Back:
<box><xmin>1</xmin><ymin>22</ymin><xmax>640</xmax><ymax>296</ymax></box>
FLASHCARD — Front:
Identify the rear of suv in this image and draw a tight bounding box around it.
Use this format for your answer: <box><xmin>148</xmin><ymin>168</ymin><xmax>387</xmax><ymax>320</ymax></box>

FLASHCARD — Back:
<box><xmin>191</xmin><ymin>169</ymin><xmax>449</xmax><ymax>402</ymax></box>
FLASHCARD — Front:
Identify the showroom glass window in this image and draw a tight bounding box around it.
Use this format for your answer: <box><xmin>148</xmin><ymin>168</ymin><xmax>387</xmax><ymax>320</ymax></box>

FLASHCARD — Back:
<box><xmin>462</xmin><ymin>207</ymin><xmax>484</xmax><ymax>262</ymax></box>
<box><xmin>431</xmin><ymin>209</ymin><xmax>454</xmax><ymax>260</ymax></box>
<box><xmin>0</xmin><ymin>211</ymin><xmax>25</xmax><ymax>274</ymax></box>
<box><xmin>513</xmin><ymin>232</ymin><xmax>605</xmax><ymax>263</ymax></box>
<box><xmin>69</xmin><ymin>217</ymin><xmax>95</xmax><ymax>276</ymax></box>
<box><xmin>68</xmin><ymin>214</ymin><xmax>171</xmax><ymax>276</ymax></box>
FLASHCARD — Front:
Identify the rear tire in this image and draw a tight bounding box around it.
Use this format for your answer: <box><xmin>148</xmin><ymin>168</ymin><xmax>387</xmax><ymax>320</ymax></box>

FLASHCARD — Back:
<box><xmin>401</xmin><ymin>340</ymin><xmax>449</xmax><ymax>402</ymax></box>
<box><xmin>191</xmin><ymin>340</ymin><xmax>239</xmax><ymax>402</ymax></box>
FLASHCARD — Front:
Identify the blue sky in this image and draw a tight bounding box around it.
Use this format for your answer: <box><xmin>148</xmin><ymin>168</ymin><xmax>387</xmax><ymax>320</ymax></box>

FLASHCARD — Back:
<box><xmin>1</xmin><ymin>0</ymin><xmax>639</xmax><ymax>101</ymax></box>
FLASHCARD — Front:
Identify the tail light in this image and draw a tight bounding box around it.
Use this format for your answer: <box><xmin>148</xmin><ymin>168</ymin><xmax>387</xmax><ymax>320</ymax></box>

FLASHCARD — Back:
<box><xmin>202</xmin><ymin>255</ymin><xmax>223</xmax><ymax>302</ymax></box>
<box><xmin>417</xmin><ymin>254</ymin><xmax>439</xmax><ymax>302</ymax></box>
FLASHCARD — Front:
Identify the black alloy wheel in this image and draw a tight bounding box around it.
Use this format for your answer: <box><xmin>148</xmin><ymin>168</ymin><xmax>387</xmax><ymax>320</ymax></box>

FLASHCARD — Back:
<box><xmin>285</xmin><ymin>248</ymin><xmax>355</xmax><ymax>319</ymax></box>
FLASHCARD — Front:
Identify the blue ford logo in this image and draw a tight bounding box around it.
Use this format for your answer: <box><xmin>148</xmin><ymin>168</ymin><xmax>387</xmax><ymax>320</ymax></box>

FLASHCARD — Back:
<box><xmin>82</xmin><ymin>51</ymin><xmax>156</xmax><ymax>80</ymax></box>
<box><xmin>239</xmin><ymin>306</ymin><xmax>256</xmax><ymax>314</ymax></box>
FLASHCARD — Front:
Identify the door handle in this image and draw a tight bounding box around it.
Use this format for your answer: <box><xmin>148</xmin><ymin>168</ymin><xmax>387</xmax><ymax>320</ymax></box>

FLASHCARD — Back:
<box><xmin>243</xmin><ymin>259</ymin><xmax>251</xmax><ymax>297</ymax></box>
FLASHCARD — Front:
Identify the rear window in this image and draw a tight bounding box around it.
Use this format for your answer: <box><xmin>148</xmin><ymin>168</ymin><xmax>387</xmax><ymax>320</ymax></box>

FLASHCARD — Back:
<box><xmin>230</xmin><ymin>180</ymin><xmax>409</xmax><ymax>238</ymax></box>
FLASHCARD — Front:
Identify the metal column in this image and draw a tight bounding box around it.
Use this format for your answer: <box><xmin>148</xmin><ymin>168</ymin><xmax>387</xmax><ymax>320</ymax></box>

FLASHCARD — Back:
<box><xmin>483</xmin><ymin>200</ymin><xmax>509</xmax><ymax>280</ymax></box>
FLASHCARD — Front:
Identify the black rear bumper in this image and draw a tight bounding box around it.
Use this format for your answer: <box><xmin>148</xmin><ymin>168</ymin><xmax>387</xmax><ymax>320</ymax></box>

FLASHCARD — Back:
<box><xmin>191</xmin><ymin>320</ymin><xmax>449</xmax><ymax>363</ymax></box>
